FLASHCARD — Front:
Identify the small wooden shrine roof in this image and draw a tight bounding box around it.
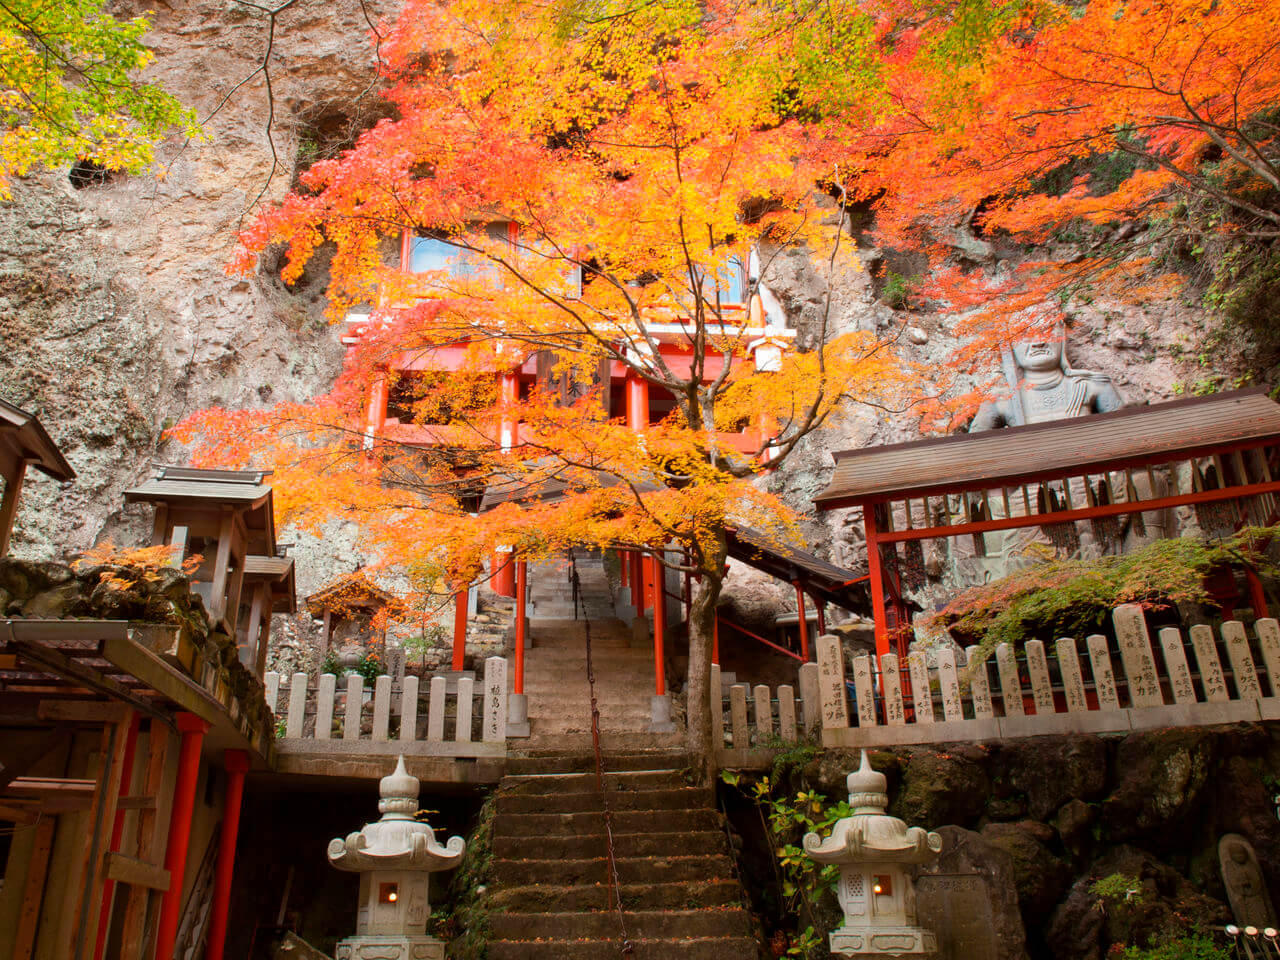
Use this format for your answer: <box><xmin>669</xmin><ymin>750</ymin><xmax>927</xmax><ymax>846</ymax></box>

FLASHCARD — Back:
<box><xmin>304</xmin><ymin>571</ymin><xmax>397</xmax><ymax>619</ymax></box>
<box><xmin>0</xmin><ymin>398</ymin><xmax>75</xmax><ymax>481</ymax></box>
<box><xmin>125</xmin><ymin>466</ymin><xmax>277</xmax><ymax>551</ymax></box>
<box><xmin>243</xmin><ymin>555</ymin><xmax>297</xmax><ymax>613</ymax></box>
<box><xmin>814</xmin><ymin>388</ymin><xmax>1280</xmax><ymax>509</ymax></box>
<box><xmin>726</xmin><ymin>525</ymin><xmax>870</xmax><ymax>614</ymax></box>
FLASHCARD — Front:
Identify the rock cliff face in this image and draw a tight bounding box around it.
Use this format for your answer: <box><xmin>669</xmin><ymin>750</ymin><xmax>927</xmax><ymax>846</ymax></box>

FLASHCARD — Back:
<box><xmin>0</xmin><ymin>0</ymin><xmax>1261</xmax><ymax>609</ymax></box>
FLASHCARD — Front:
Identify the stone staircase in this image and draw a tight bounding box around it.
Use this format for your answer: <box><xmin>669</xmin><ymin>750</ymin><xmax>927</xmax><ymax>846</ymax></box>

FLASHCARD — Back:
<box><xmin>483</xmin><ymin>754</ymin><xmax>761</xmax><ymax>958</ymax></box>
<box><xmin>527</xmin><ymin>553</ymin><xmax>617</xmax><ymax>621</ymax></box>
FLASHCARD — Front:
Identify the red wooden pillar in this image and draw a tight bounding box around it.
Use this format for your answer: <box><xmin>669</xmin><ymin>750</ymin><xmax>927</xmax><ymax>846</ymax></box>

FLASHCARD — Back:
<box><xmin>816</xmin><ymin>598</ymin><xmax>827</xmax><ymax>636</ymax></box>
<box><xmin>514</xmin><ymin>559</ymin><xmax>527</xmax><ymax>695</ymax></box>
<box><xmin>492</xmin><ymin>550</ymin><xmax>516</xmax><ymax>598</ymax></box>
<box><xmin>651</xmin><ymin>555</ymin><xmax>666</xmax><ymax>696</ymax></box>
<box><xmin>1245</xmin><ymin>566</ymin><xmax>1270</xmax><ymax>618</ymax></box>
<box><xmin>794</xmin><ymin>582</ymin><xmax>810</xmax><ymax>662</ymax></box>
<box><xmin>712</xmin><ymin>616</ymin><xmax>720</xmax><ymax>666</ymax></box>
<box><xmin>452</xmin><ymin>585</ymin><xmax>468</xmax><ymax>672</ymax></box>
<box><xmin>365</xmin><ymin>374</ymin><xmax>388</xmax><ymax>440</ymax></box>
<box><xmin>93</xmin><ymin>712</ymin><xmax>142</xmax><ymax>960</ymax></box>
<box><xmin>499</xmin><ymin>371</ymin><xmax>520</xmax><ymax>451</ymax></box>
<box><xmin>154</xmin><ymin>712</ymin><xmax>210</xmax><ymax>960</ymax></box>
<box><xmin>863</xmin><ymin>501</ymin><xmax>891</xmax><ymax>659</ymax></box>
<box><xmin>204</xmin><ymin>750</ymin><xmax>250</xmax><ymax>960</ymax></box>
<box><xmin>630</xmin><ymin>551</ymin><xmax>647</xmax><ymax>611</ymax></box>
<box><xmin>619</xmin><ymin>549</ymin><xmax>629</xmax><ymax>588</ymax></box>
<box><xmin>626</xmin><ymin>372</ymin><xmax>649</xmax><ymax>433</ymax></box>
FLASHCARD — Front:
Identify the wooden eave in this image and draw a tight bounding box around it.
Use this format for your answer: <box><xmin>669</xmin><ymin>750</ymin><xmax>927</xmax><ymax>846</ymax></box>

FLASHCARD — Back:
<box><xmin>123</xmin><ymin>467</ymin><xmax>278</xmax><ymax>554</ymax></box>
<box><xmin>726</xmin><ymin>525</ymin><xmax>870</xmax><ymax>615</ymax></box>
<box><xmin>0</xmin><ymin>398</ymin><xmax>75</xmax><ymax>481</ymax></box>
<box><xmin>243</xmin><ymin>555</ymin><xmax>297</xmax><ymax>613</ymax></box>
<box><xmin>814</xmin><ymin>388</ymin><xmax>1280</xmax><ymax>509</ymax></box>
<box><xmin>304</xmin><ymin>572</ymin><xmax>396</xmax><ymax>618</ymax></box>
<box><xmin>0</xmin><ymin>619</ymin><xmax>273</xmax><ymax>766</ymax></box>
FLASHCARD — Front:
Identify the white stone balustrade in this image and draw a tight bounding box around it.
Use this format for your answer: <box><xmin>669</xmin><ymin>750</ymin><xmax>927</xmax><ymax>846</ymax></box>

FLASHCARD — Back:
<box><xmin>266</xmin><ymin>658</ymin><xmax>510</xmax><ymax>761</ymax></box>
<box><xmin>816</xmin><ymin>607</ymin><xmax>1280</xmax><ymax>750</ymax></box>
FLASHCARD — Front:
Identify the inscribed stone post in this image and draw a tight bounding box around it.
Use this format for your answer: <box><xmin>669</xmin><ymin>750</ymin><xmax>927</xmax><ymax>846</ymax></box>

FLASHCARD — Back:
<box><xmin>1024</xmin><ymin>641</ymin><xmax>1054</xmax><ymax>715</ymax></box>
<box><xmin>483</xmin><ymin>656</ymin><xmax>507</xmax><ymax>743</ymax></box>
<box><xmin>851</xmin><ymin>654</ymin><xmax>876</xmax><ymax>727</ymax></box>
<box><xmin>1055</xmin><ymin>639</ymin><xmax>1087</xmax><ymax>713</ymax></box>
<box><xmin>343</xmin><ymin>675</ymin><xmax>364</xmax><ymax>740</ymax></box>
<box><xmin>287</xmin><ymin>672</ymin><xmax>308</xmax><ymax>739</ymax></box>
<box><xmin>1086</xmin><ymin>635</ymin><xmax>1120</xmax><ymax>711</ymax></box>
<box><xmin>1112</xmin><ymin>604</ymin><xmax>1163</xmax><ymax>707</ymax></box>
<box><xmin>937</xmin><ymin>648</ymin><xmax>963</xmax><ymax>722</ymax></box>
<box><xmin>907</xmin><ymin>650</ymin><xmax>934</xmax><ymax>723</ymax></box>
<box><xmin>265</xmin><ymin>671</ymin><xmax>280</xmax><ymax>715</ymax></box>
<box><xmin>316</xmin><ymin>672</ymin><xmax>337</xmax><ymax>740</ymax></box>
<box><xmin>427</xmin><ymin>676</ymin><xmax>447</xmax><ymax>740</ymax></box>
<box><xmin>373</xmin><ymin>675</ymin><xmax>392</xmax><ymax>742</ymax></box>
<box><xmin>455</xmin><ymin>676</ymin><xmax>475</xmax><ymax>742</ymax></box>
<box><xmin>995</xmin><ymin>644</ymin><xmax>1024</xmax><ymax>717</ymax></box>
<box><xmin>710</xmin><ymin>664</ymin><xmax>725</xmax><ymax>749</ymax></box>
<box><xmin>880</xmin><ymin>654</ymin><xmax>906</xmax><ymax>725</ymax></box>
<box><xmin>777</xmin><ymin>686</ymin><xmax>798</xmax><ymax>741</ymax></box>
<box><xmin>1221</xmin><ymin>621</ymin><xmax>1263</xmax><ymax>701</ymax></box>
<box><xmin>964</xmin><ymin>646</ymin><xmax>994</xmax><ymax>719</ymax></box>
<box><xmin>1253</xmin><ymin>618</ymin><xmax>1280</xmax><ymax>697</ymax></box>
<box><xmin>1189</xmin><ymin>624</ymin><xmax>1229</xmax><ymax>703</ymax></box>
<box><xmin>399</xmin><ymin>675</ymin><xmax>419</xmax><ymax>741</ymax></box>
<box><xmin>729</xmin><ymin>684</ymin><xmax>749</xmax><ymax>747</ymax></box>
<box><xmin>798</xmin><ymin>662</ymin><xmax>820</xmax><ymax>732</ymax></box>
<box><xmin>816</xmin><ymin>634</ymin><xmax>850</xmax><ymax>729</ymax></box>
<box><xmin>1157</xmin><ymin>628</ymin><xmax>1196</xmax><ymax>705</ymax></box>
<box><xmin>753</xmin><ymin>684</ymin><xmax>774</xmax><ymax>739</ymax></box>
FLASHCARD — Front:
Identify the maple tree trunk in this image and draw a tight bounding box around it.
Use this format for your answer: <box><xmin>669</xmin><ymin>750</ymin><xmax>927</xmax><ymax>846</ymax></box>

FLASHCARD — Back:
<box><xmin>685</xmin><ymin>530</ymin><xmax>727</xmax><ymax>785</ymax></box>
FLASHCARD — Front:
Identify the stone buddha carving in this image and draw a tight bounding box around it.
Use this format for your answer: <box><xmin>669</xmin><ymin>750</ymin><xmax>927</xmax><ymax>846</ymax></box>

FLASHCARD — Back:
<box><xmin>1219</xmin><ymin>834</ymin><xmax>1276</xmax><ymax>928</ymax></box>
<box><xmin>969</xmin><ymin>333</ymin><xmax>1125</xmax><ymax>431</ymax></box>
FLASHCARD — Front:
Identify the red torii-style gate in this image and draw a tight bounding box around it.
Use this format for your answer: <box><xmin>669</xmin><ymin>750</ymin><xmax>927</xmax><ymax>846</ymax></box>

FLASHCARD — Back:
<box><xmin>813</xmin><ymin>389</ymin><xmax>1280</xmax><ymax>656</ymax></box>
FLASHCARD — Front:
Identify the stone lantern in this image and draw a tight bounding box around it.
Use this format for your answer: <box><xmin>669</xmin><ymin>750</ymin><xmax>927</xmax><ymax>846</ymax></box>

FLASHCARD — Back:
<box><xmin>803</xmin><ymin>751</ymin><xmax>942</xmax><ymax>958</ymax></box>
<box><xmin>328</xmin><ymin>756</ymin><xmax>465</xmax><ymax>960</ymax></box>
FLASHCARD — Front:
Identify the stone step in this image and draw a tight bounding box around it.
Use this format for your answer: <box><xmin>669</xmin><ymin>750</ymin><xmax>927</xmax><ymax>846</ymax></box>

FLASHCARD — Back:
<box><xmin>496</xmin><ymin>786</ymin><xmax>712</xmax><ymax>815</ymax></box>
<box><xmin>501</xmin><ymin>770</ymin><xmax>687</xmax><ymax>794</ymax></box>
<box><xmin>484</xmin><ymin>879</ymin><xmax>743</xmax><ymax>913</ymax></box>
<box><xmin>491</xmin><ymin>853</ymin><xmax>736</xmax><ymax>886</ymax></box>
<box><xmin>493</xmin><ymin>829</ymin><xmax>725</xmax><ymax>860</ymax></box>
<box><xmin>492</xmin><ymin>808</ymin><xmax>717</xmax><ymax>838</ymax></box>
<box><xmin>487</xmin><ymin>936</ymin><xmax>760</xmax><ymax>959</ymax></box>
<box><xmin>489</xmin><ymin>907</ymin><xmax>754</xmax><ymax>941</ymax></box>
<box><xmin>517</xmin><ymin>731</ymin><xmax>686</xmax><ymax>753</ymax></box>
<box><xmin>502</xmin><ymin>752</ymin><xmax>690</xmax><ymax>775</ymax></box>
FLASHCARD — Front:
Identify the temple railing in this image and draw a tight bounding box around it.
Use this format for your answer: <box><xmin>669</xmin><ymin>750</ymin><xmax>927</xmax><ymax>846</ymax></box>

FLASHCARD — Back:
<box><xmin>712</xmin><ymin>663</ymin><xmax>821</xmax><ymax>766</ymax></box>
<box><xmin>817</xmin><ymin>605</ymin><xmax>1280</xmax><ymax>749</ymax></box>
<box><xmin>264</xmin><ymin>655</ymin><xmax>509</xmax><ymax>760</ymax></box>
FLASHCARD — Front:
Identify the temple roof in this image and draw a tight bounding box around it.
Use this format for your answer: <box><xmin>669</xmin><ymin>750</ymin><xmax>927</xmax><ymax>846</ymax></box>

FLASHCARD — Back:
<box><xmin>243</xmin><ymin>555</ymin><xmax>297</xmax><ymax>613</ymax></box>
<box><xmin>305</xmin><ymin>571</ymin><xmax>399</xmax><ymax>618</ymax></box>
<box><xmin>726</xmin><ymin>525</ymin><xmax>869</xmax><ymax>614</ymax></box>
<box><xmin>124</xmin><ymin>465</ymin><xmax>278</xmax><ymax>555</ymax></box>
<box><xmin>814</xmin><ymin>388</ymin><xmax>1280</xmax><ymax>509</ymax></box>
<box><xmin>0</xmin><ymin>398</ymin><xmax>75</xmax><ymax>481</ymax></box>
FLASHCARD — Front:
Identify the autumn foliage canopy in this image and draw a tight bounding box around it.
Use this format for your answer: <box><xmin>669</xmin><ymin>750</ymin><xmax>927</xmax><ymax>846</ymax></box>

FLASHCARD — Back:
<box><xmin>175</xmin><ymin>0</ymin><xmax>1280</xmax><ymax>756</ymax></box>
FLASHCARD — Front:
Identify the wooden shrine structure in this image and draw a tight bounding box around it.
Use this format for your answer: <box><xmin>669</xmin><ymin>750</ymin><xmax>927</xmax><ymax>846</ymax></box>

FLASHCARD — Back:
<box><xmin>814</xmin><ymin>389</ymin><xmax>1280</xmax><ymax>655</ymax></box>
<box><xmin>0</xmin><ymin>398</ymin><xmax>75</xmax><ymax>557</ymax></box>
<box><xmin>125</xmin><ymin>467</ymin><xmax>287</xmax><ymax>645</ymax></box>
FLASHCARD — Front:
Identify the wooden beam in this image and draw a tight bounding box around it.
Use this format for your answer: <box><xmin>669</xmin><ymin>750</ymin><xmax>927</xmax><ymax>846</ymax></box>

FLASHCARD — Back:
<box><xmin>2</xmin><ymin>629</ymin><xmax>169</xmax><ymax>723</ymax></box>
<box><xmin>0</xmin><ymin>802</ymin><xmax>38</xmax><ymax>823</ymax></box>
<box><xmin>104</xmin><ymin>853</ymin><xmax>170</xmax><ymax>892</ymax></box>
<box><xmin>208</xmin><ymin>510</ymin><xmax>235</xmax><ymax>622</ymax></box>
<box><xmin>69</xmin><ymin>716</ymin><xmax>129</xmax><ymax>960</ymax></box>
<box><xmin>38</xmin><ymin>701</ymin><xmax>130</xmax><ymax>724</ymax></box>
<box><xmin>119</xmin><ymin>725</ymin><xmax>168</xmax><ymax>960</ymax></box>
<box><xmin>12</xmin><ymin>815</ymin><xmax>55</xmax><ymax>960</ymax></box>
<box><xmin>0</xmin><ymin>726</ymin><xmax>72</xmax><ymax>789</ymax></box>
<box><xmin>0</xmin><ymin>456</ymin><xmax>27</xmax><ymax>558</ymax></box>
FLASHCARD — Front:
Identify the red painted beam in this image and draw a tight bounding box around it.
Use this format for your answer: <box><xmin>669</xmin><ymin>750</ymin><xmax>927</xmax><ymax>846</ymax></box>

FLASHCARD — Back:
<box><xmin>452</xmin><ymin>587</ymin><xmax>468</xmax><ymax>672</ymax></box>
<box><xmin>204</xmin><ymin>750</ymin><xmax>250</xmax><ymax>960</ymax></box>
<box><xmin>153</xmin><ymin>713</ymin><xmax>210</xmax><ymax>960</ymax></box>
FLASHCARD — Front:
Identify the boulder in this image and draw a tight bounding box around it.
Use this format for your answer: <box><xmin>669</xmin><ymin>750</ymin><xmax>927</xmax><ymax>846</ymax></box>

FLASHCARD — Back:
<box><xmin>1103</xmin><ymin>728</ymin><xmax>1216</xmax><ymax>845</ymax></box>
<box><xmin>891</xmin><ymin>748</ymin><xmax>990</xmax><ymax>829</ymax></box>
<box><xmin>1055</xmin><ymin>799</ymin><xmax>1097</xmax><ymax>859</ymax></box>
<box><xmin>1046</xmin><ymin>845</ymin><xmax>1230</xmax><ymax>960</ymax></box>
<box><xmin>980</xmin><ymin>820</ymin><xmax>1073</xmax><ymax>931</ymax></box>
<box><xmin>998</xmin><ymin>736</ymin><xmax>1108</xmax><ymax>821</ymax></box>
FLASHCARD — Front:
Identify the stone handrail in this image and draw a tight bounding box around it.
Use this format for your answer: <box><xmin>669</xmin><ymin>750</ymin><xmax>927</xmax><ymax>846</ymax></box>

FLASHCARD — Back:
<box><xmin>818</xmin><ymin>605</ymin><xmax>1280</xmax><ymax>749</ymax></box>
<box><xmin>712</xmin><ymin>662</ymin><xmax>820</xmax><ymax>763</ymax></box>
<box><xmin>265</xmin><ymin>656</ymin><xmax>509</xmax><ymax>757</ymax></box>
